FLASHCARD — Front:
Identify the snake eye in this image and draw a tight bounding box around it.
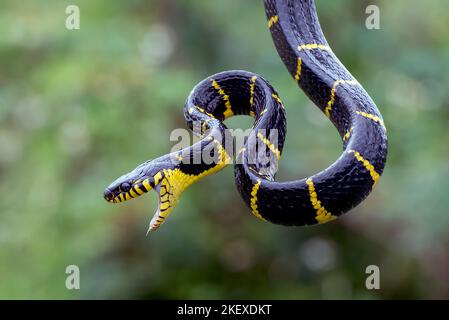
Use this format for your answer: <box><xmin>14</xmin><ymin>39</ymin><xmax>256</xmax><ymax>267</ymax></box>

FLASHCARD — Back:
<box><xmin>120</xmin><ymin>183</ymin><xmax>131</xmax><ymax>192</ymax></box>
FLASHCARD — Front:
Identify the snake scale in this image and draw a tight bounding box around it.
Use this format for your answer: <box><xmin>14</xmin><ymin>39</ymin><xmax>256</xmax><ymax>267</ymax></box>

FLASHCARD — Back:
<box><xmin>104</xmin><ymin>0</ymin><xmax>388</xmax><ymax>233</ymax></box>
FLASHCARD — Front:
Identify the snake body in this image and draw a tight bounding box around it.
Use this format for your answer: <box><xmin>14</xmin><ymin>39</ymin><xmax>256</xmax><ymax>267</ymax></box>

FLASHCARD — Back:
<box><xmin>104</xmin><ymin>0</ymin><xmax>388</xmax><ymax>232</ymax></box>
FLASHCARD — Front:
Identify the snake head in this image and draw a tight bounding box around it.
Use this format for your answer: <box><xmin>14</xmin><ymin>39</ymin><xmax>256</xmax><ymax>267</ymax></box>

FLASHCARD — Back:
<box><xmin>104</xmin><ymin>154</ymin><xmax>196</xmax><ymax>233</ymax></box>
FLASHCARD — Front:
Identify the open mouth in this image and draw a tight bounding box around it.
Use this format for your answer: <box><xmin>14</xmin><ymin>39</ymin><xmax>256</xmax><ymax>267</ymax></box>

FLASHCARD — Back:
<box><xmin>104</xmin><ymin>176</ymin><xmax>171</xmax><ymax>233</ymax></box>
<box><xmin>147</xmin><ymin>183</ymin><xmax>169</xmax><ymax>234</ymax></box>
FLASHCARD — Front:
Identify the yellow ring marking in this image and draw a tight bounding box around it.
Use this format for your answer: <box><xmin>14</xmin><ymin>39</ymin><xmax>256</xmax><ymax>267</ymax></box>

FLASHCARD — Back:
<box><xmin>267</xmin><ymin>15</ymin><xmax>279</xmax><ymax>28</ymax></box>
<box><xmin>125</xmin><ymin>193</ymin><xmax>132</xmax><ymax>201</ymax></box>
<box><xmin>249</xmin><ymin>76</ymin><xmax>257</xmax><ymax>113</ymax></box>
<box><xmin>257</xmin><ymin>131</ymin><xmax>281</xmax><ymax>160</ymax></box>
<box><xmin>250</xmin><ymin>179</ymin><xmax>266</xmax><ymax>221</ymax></box>
<box><xmin>153</xmin><ymin>171</ymin><xmax>163</xmax><ymax>186</ymax></box>
<box><xmin>324</xmin><ymin>80</ymin><xmax>359</xmax><ymax>117</ymax></box>
<box><xmin>195</xmin><ymin>105</ymin><xmax>215</xmax><ymax>119</ymax></box>
<box><xmin>119</xmin><ymin>193</ymin><xmax>125</xmax><ymax>203</ymax></box>
<box><xmin>213</xmin><ymin>139</ymin><xmax>232</xmax><ymax>165</ymax></box>
<box><xmin>306</xmin><ymin>178</ymin><xmax>336</xmax><ymax>224</ymax></box>
<box><xmin>211</xmin><ymin>79</ymin><xmax>233</xmax><ymax>118</ymax></box>
<box><xmin>295</xmin><ymin>57</ymin><xmax>302</xmax><ymax>82</ymax></box>
<box><xmin>356</xmin><ymin>111</ymin><xmax>386</xmax><ymax>130</ymax></box>
<box><xmin>349</xmin><ymin>150</ymin><xmax>380</xmax><ymax>188</ymax></box>
<box><xmin>343</xmin><ymin>126</ymin><xmax>354</xmax><ymax>142</ymax></box>
<box><xmin>129</xmin><ymin>188</ymin><xmax>139</xmax><ymax>198</ymax></box>
<box><xmin>134</xmin><ymin>186</ymin><xmax>144</xmax><ymax>195</ymax></box>
<box><xmin>142</xmin><ymin>179</ymin><xmax>152</xmax><ymax>191</ymax></box>
<box><xmin>201</xmin><ymin>119</ymin><xmax>209</xmax><ymax>134</ymax></box>
<box><xmin>271</xmin><ymin>93</ymin><xmax>285</xmax><ymax>110</ymax></box>
<box><xmin>271</xmin><ymin>93</ymin><xmax>282</xmax><ymax>104</ymax></box>
<box><xmin>297</xmin><ymin>44</ymin><xmax>331</xmax><ymax>51</ymax></box>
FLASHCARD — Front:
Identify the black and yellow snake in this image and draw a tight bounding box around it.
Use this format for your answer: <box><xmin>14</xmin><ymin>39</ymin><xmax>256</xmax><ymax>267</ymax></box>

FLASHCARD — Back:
<box><xmin>104</xmin><ymin>0</ymin><xmax>388</xmax><ymax>233</ymax></box>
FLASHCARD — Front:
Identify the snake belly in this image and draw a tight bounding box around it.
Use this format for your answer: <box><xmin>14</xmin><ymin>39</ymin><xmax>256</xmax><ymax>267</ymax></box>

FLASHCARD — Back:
<box><xmin>104</xmin><ymin>0</ymin><xmax>388</xmax><ymax>231</ymax></box>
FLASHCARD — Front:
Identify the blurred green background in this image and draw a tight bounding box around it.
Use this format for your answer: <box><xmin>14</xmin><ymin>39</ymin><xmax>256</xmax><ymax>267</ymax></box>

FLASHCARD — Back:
<box><xmin>1</xmin><ymin>0</ymin><xmax>449</xmax><ymax>299</ymax></box>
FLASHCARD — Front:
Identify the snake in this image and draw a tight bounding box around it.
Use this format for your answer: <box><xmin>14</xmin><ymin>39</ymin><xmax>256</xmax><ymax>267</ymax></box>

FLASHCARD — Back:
<box><xmin>103</xmin><ymin>0</ymin><xmax>388</xmax><ymax>233</ymax></box>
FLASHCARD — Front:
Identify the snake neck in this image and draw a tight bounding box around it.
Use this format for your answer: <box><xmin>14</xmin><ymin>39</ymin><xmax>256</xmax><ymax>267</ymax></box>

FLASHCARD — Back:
<box><xmin>185</xmin><ymin>71</ymin><xmax>287</xmax><ymax>180</ymax></box>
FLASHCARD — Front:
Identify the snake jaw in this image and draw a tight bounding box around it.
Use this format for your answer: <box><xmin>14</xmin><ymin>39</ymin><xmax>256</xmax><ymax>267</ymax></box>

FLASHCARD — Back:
<box><xmin>147</xmin><ymin>184</ymin><xmax>168</xmax><ymax>233</ymax></box>
<box><xmin>146</xmin><ymin>168</ymin><xmax>197</xmax><ymax>233</ymax></box>
<box><xmin>146</xmin><ymin>175</ymin><xmax>178</xmax><ymax>233</ymax></box>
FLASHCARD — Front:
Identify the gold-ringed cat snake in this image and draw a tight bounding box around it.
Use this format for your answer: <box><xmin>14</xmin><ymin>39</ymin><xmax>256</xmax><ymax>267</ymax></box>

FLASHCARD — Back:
<box><xmin>104</xmin><ymin>0</ymin><xmax>388</xmax><ymax>233</ymax></box>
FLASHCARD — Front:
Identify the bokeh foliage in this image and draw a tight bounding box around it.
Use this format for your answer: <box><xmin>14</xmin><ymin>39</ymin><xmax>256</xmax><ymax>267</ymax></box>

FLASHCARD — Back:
<box><xmin>1</xmin><ymin>0</ymin><xmax>449</xmax><ymax>299</ymax></box>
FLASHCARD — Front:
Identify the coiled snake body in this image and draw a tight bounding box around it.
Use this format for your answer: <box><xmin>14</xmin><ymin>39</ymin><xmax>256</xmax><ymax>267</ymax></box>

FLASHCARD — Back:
<box><xmin>104</xmin><ymin>0</ymin><xmax>388</xmax><ymax>233</ymax></box>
